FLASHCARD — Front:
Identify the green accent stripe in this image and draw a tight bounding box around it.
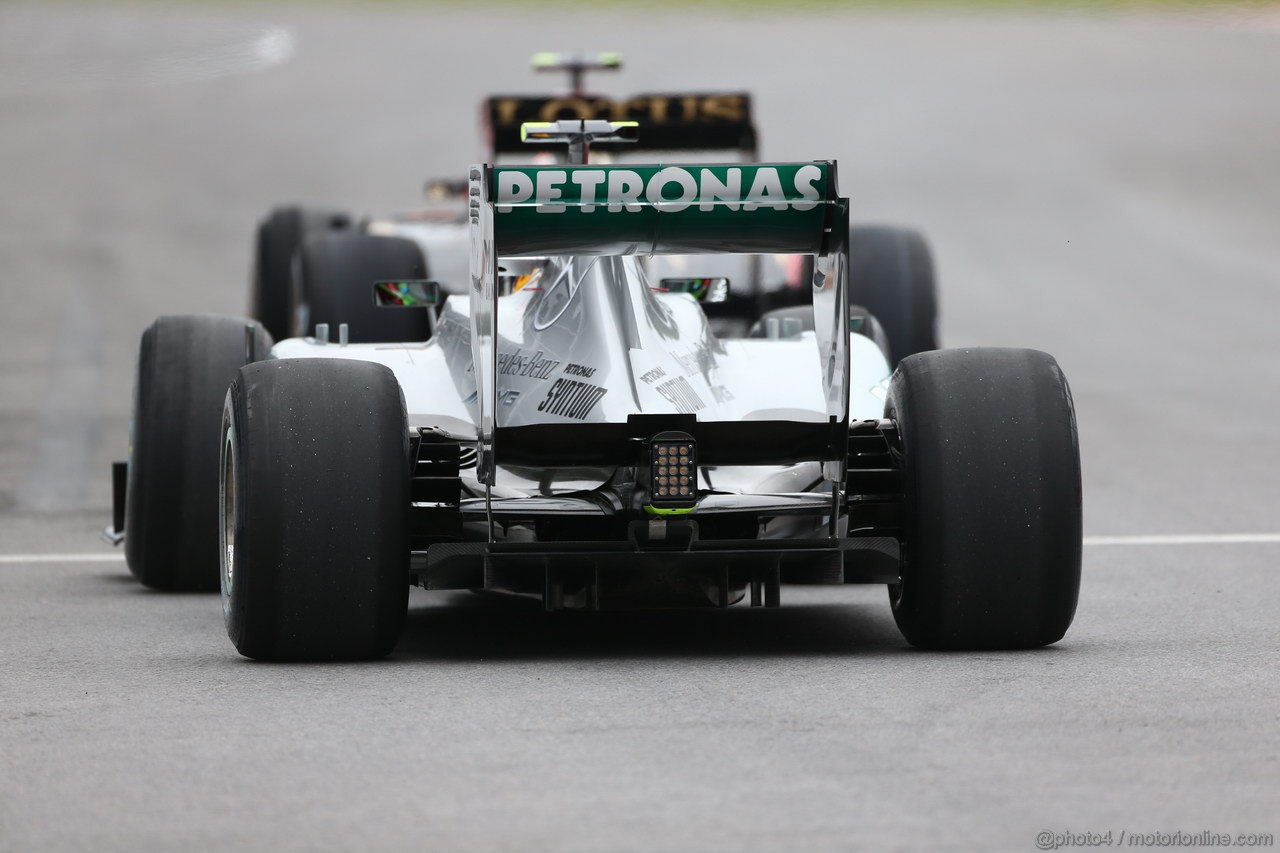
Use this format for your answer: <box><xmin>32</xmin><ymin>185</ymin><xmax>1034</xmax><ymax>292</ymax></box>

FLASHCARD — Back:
<box><xmin>644</xmin><ymin>505</ymin><xmax>696</xmax><ymax>516</ymax></box>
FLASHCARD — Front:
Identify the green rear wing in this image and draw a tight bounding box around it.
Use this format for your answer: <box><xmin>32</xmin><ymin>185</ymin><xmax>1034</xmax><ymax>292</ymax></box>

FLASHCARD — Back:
<box><xmin>486</xmin><ymin>162</ymin><xmax>834</xmax><ymax>256</ymax></box>
<box><xmin>467</xmin><ymin>161</ymin><xmax>852</xmax><ymax>488</ymax></box>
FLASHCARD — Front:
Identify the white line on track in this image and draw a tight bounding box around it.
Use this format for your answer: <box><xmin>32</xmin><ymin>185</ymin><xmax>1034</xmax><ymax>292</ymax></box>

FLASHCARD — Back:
<box><xmin>2</xmin><ymin>25</ymin><xmax>297</xmax><ymax>96</ymax></box>
<box><xmin>0</xmin><ymin>554</ymin><xmax>125</xmax><ymax>564</ymax></box>
<box><xmin>1082</xmin><ymin>533</ymin><xmax>1280</xmax><ymax>546</ymax></box>
<box><xmin>140</xmin><ymin>26</ymin><xmax>296</xmax><ymax>87</ymax></box>
<box><xmin>3</xmin><ymin>533</ymin><xmax>1280</xmax><ymax>565</ymax></box>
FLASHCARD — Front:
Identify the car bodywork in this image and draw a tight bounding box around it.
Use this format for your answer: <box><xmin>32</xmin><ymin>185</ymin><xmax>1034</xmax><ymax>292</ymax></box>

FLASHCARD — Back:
<box><xmin>271</xmin><ymin>159</ymin><xmax>903</xmax><ymax>607</ymax></box>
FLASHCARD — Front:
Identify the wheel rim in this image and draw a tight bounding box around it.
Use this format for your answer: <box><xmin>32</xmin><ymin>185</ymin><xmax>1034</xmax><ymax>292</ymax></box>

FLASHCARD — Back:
<box><xmin>219</xmin><ymin>424</ymin><xmax>236</xmax><ymax>607</ymax></box>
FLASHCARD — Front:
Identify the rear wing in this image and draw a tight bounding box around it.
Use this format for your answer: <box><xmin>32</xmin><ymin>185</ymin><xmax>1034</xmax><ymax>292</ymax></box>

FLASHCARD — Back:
<box><xmin>485</xmin><ymin>93</ymin><xmax>758</xmax><ymax>157</ymax></box>
<box><xmin>486</xmin><ymin>162</ymin><xmax>834</xmax><ymax>256</ymax></box>
<box><xmin>467</xmin><ymin>161</ymin><xmax>851</xmax><ymax>491</ymax></box>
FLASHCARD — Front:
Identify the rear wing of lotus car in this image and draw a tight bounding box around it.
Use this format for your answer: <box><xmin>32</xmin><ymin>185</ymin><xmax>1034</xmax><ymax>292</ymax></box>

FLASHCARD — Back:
<box><xmin>484</xmin><ymin>93</ymin><xmax>758</xmax><ymax>158</ymax></box>
<box><xmin>466</xmin><ymin>160</ymin><xmax>852</xmax><ymax>491</ymax></box>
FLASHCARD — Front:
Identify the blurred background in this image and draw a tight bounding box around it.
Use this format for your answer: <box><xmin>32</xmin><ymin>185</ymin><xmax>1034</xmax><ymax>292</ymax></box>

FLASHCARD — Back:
<box><xmin>1</xmin><ymin>3</ymin><xmax>1277</xmax><ymax>850</ymax></box>
<box><xmin>2</xmin><ymin>0</ymin><xmax>1278</xmax><ymax>545</ymax></box>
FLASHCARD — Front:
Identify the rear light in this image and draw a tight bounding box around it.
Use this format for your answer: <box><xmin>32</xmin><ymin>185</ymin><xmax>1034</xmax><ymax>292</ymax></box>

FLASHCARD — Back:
<box><xmin>648</xmin><ymin>431</ymin><xmax>697</xmax><ymax>510</ymax></box>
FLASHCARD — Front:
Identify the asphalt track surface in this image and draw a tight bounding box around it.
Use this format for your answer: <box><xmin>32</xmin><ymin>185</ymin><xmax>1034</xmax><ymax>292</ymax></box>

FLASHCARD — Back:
<box><xmin>1</xmin><ymin>3</ymin><xmax>1278</xmax><ymax>851</ymax></box>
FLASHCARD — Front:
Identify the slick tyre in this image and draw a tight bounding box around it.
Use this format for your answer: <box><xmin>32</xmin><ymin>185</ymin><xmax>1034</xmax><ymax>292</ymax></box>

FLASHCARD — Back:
<box><xmin>125</xmin><ymin>315</ymin><xmax>273</xmax><ymax>591</ymax></box>
<box><xmin>221</xmin><ymin>358</ymin><xmax>410</xmax><ymax>661</ymax></box>
<box><xmin>295</xmin><ymin>233</ymin><xmax>430</xmax><ymax>343</ymax></box>
<box><xmin>887</xmin><ymin>348</ymin><xmax>1082</xmax><ymax>649</ymax></box>
<box><xmin>250</xmin><ymin>206</ymin><xmax>351</xmax><ymax>341</ymax></box>
<box><xmin>849</xmin><ymin>226</ymin><xmax>938</xmax><ymax>366</ymax></box>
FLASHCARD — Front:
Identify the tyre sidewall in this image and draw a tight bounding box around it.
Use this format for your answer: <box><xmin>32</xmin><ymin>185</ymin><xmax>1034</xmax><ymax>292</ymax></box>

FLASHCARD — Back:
<box><xmin>221</xmin><ymin>385</ymin><xmax>251</xmax><ymax>645</ymax></box>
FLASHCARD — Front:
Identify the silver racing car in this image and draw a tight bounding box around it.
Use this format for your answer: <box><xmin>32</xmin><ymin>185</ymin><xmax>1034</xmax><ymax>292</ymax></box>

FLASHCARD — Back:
<box><xmin>109</xmin><ymin>120</ymin><xmax>1081</xmax><ymax>661</ymax></box>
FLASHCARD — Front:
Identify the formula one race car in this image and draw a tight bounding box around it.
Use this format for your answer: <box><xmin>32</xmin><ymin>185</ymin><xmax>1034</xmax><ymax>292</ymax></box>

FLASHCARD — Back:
<box><xmin>109</xmin><ymin>120</ymin><xmax>1081</xmax><ymax>661</ymax></box>
<box><xmin>248</xmin><ymin>53</ymin><xmax>939</xmax><ymax>357</ymax></box>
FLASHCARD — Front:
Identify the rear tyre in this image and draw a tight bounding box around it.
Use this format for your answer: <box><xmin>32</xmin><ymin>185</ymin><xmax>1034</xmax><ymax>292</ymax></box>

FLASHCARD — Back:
<box><xmin>887</xmin><ymin>348</ymin><xmax>1081</xmax><ymax>649</ymax></box>
<box><xmin>221</xmin><ymin>358</ymin><xmax>410</xmax><ymax>661</ymax></box>
<box><xmin>295</xmin><ymin>233</ymin><xmax>431</xmax><ymax>343</ymax></box>
<box><xmin>849</xmin><ymin>226</ymin><xmax>938</xmax><ymax>366</ymax></box>
<box><xmin>250</xmin><ymin>206</ymin><xmax>351</xmax><ymax>341</ymax></box>
<box><xmin>125</xmin><ymin>315</ymin><xmax>273</xmax><ymax>591</ymax></box>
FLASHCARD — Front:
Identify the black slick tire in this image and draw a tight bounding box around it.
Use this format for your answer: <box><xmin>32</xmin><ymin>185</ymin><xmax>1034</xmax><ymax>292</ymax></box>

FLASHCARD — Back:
<box><xmin>125</xmin><ymin>315</ymin><xmax>273</xmax><ymax>591</ymax></box>
<box><xmin>221</xmin><ymin>358</ymin><xmax>410</xmax><ymax>661</ymax></box>
<box><xmin>250</xmin><ymin>206</ymin><xmax>351</xmax><ymax>342</ymax></box>
<box><xmin>886</xmin><ymin>348</ymin><xmax>1082</xmax><ymax>649</ymax></box>
<box><xmin>295</xmin><ymin>233</ymin><xmax>430</xmax><ymax>344</ymax></box>
<box><xmin>849</xmin><ymin>226</ymin><xmax>938</xmax><ymax>366</ymax></box>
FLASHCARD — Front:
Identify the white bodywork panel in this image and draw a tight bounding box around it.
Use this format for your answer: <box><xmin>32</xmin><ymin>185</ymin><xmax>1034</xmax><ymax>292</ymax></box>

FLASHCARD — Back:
<box><xmin>272</xmin><ymin>263</ymin><xmax>890</xmax><ymax>503</ymax></box>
